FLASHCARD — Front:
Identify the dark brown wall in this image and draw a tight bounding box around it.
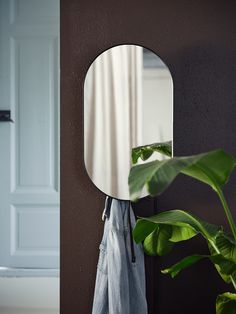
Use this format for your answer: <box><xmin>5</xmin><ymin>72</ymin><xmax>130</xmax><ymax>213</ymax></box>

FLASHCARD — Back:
<box><xmin>61</xmin><ymin>1</ymin><xmax>236</xmax><ymax>313</ymax></box>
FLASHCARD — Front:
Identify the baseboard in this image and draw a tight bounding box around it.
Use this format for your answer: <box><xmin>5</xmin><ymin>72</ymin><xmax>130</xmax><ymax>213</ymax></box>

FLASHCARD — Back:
<box><xmin>0</xmin><ymin>308</ymin><xmax>59</xmax><ymax>314</ymax></box>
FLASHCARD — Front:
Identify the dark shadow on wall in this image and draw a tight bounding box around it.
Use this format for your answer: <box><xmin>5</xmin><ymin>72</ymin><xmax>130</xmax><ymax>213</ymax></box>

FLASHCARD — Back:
<box><xmin>153</xmin><ymin>43</ymin><xmax>236</xmax><ymax>314</ymax></box>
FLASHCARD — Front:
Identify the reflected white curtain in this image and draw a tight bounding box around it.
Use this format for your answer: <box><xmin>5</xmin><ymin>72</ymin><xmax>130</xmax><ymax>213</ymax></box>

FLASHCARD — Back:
<box><xmin>84</xmin><ymin>45</ymin><xmax>143</xmax><ymax>199</ymax></box>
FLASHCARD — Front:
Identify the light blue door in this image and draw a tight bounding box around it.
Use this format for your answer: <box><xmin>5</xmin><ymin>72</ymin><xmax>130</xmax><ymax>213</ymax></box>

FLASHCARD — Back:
<box><xmin>0</xmin><ymin>0</ymin><xmax>59</xmax><ymax>269</ymax></box>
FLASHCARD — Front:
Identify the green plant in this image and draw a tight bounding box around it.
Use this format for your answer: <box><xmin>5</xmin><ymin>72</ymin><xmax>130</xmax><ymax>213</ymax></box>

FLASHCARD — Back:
<box><xmin>128</xmin><ymin>142</ymin><xmax>236</xmax><ymax>313</ymax></box>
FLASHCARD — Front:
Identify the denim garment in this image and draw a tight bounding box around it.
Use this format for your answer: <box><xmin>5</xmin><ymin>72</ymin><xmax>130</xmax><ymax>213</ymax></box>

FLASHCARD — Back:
<box><xmin>92</xmin><ymin>198</ymin><xmax>148</xmax><ymax>314</ymax></box>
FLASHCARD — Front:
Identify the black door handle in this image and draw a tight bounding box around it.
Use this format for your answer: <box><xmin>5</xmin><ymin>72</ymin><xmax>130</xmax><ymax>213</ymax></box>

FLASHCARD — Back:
<box><xmin>0</xmin><ymin>110</ymin><xmax>13</xmax><ymax>122</ymax></box>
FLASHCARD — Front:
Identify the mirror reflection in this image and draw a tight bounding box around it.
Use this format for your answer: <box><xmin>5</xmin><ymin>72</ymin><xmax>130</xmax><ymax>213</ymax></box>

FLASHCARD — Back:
<box><xmin>84</xmin><ymin>45</ymin><xmax>173</xmax><ymax>200</ymax></box>
<box><xmin>0</xmin><ymin>1</ymin><xmax>59</xmax><ymax>313</ymax></box>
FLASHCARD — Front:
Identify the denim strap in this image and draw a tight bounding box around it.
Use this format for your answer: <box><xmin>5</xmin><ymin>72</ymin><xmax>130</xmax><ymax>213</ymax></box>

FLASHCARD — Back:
<box><xmin>102</xmin><ymin>196</ymin><xmax>113</xmax><ymax>221</ymax></box>
<box><xmin>128</xmin><ymin>201</ymin><xmax>136</xmax><ymax>263</ymax></box>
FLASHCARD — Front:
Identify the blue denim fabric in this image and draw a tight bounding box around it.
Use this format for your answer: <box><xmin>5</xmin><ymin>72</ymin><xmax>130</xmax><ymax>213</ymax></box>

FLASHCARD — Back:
<box><xmin>92</xmin><ymin>198</ymin><xmax>148</xmax><ymax>314</ymax></box>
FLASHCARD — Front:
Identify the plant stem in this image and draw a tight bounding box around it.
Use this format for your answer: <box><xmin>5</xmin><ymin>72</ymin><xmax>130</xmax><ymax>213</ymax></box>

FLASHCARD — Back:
<box><xmin>216</xmin><ymin>188</ymin><xmax>236</xmax><ymax>241</ymax></box>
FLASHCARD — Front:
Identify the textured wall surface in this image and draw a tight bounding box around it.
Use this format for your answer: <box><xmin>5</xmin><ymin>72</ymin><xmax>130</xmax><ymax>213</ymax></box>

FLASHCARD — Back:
<box><xmin>61</xmin><ymin>1</ymin><xmax>236</xmax><ymax>313</ymax></box>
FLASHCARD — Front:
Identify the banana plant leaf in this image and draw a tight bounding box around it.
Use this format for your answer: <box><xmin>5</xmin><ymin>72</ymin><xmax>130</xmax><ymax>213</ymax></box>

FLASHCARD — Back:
<box><xmin>161</xmin><ymin>255</ymin><xmax>205</xmax><ymax>278</ymax></box>
<box><xmin>129</xmin><ymin>149</ymin><xmax>236</xmax><ymax>201</ymax></box>
<box><xmin>216</xmin><ymin>292</ymin><xmax>236</xmax><ymax>314</ymax></box>
<box><xmin>133</xmin><ymin>210</ymin><xmax>221</xmax><ymax>247</ymax></box>
<box><xmin>215</xmin><ymin>232</ymin><xmax>236</xmax><ymax>262</ymax></box>
<box><xmin>134</xmin><ymin>210</ymin><xmax>236</xmax><ymax>286</ymax></box>
<box><xmin>161</xmin><ymin>254</ymin><xmax>236</xmax><ymax>278</ymax></box>
<box><xmin>131</xmin><ymin>141</ymin><xmax>172</xmax><ymax>164</ymax></box>
<box><xmin>208</xmin><ymin>242</ymin><xmax>236</xmax><ymax>284</ymax></box>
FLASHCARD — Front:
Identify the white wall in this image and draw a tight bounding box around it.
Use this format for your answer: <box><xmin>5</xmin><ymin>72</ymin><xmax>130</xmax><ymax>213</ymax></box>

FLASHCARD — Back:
<box><xmin>0</xmin><ymin>277</ymin><xmax>59</xmax><ymax>314</ymax></box>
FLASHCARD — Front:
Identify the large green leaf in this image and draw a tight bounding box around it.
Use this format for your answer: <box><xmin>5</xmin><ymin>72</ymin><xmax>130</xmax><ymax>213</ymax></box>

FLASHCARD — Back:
<box><xmin>129</xmin><ymin>149</ymin><xmax>236</xmax><ymax>201</ymax></box>
<box><xmin>133</xmin><ymin>210</ymin><xmax>220</xmax><ymax>245</ymax></box>
<box><xmin>208</xmin><ymin>232</ymin><xmax>236</xmax><ymax>283</ymax></box>
<box><xmin>211</xmin><ymin>255</ymin><xmax>236</xmax><ymax>276</ymax></box>
<box><xmin>161</xmin><ymin>255</ymin><xmax>205</xmax><ymax>278</ymax></box>
<box><xmin>134</xmin><ymin>210</ymin><xmax>236</xmax><ymax>286</ymax></box>
<box><xmin>132</xmin><ymin>141</ymin><xmax>172</xmax><ymax>164</ymax></box>
<box><xmin>162</xmin><ymin>254</ymin><xmax>236</xmax><ymax>279</ymax></box>
<box><xmin>133</xmin><ymin>213</ymin><xmax>197</xmax><ymax>247</ymax></box>
<box><xmin>216</xmin><ymin>232</ymin><xmax>236</xmax><ymax>262</ymax></box>
<box><xmin>209</xmin><ymin>242</ymin><xmax>236</xmax><ymax>284</ymax></box>
<box><xmin>216</xmin><ymin>292</ymin><xmax>236</xmax><ymax>314</ymax></box>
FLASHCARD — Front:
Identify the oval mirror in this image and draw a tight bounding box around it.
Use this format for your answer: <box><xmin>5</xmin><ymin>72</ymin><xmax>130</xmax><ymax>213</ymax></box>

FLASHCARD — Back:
<box><xmin>84</xmin><ymin>45</ymin><xmax>173</xmax><ymax>200</ymax></box>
